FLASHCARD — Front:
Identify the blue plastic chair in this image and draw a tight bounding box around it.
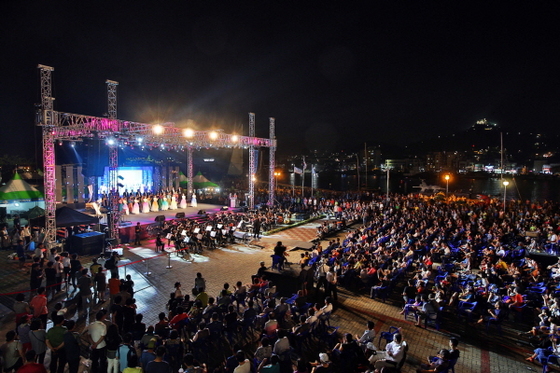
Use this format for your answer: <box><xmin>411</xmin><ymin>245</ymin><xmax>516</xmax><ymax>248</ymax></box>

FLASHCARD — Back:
<box><xmin>378</xmin><ymin>326</ymin><xmax>400</xmax><ymax>349</ymax></box>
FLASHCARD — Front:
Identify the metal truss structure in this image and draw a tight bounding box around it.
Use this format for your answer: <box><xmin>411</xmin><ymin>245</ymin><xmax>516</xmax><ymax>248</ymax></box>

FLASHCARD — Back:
<box><xmin>36</xmin><ymin>65</ymin><xmax>277</xmax><ymax>246</ymax></box>
<box><xmin>106</xmin><ymin>80</ymin><xmax>120</xmax><ymax>240</ymax></box>
<box><xmin>268</xmin><ymin>117</ymin><xmax>276</xmax><ymax>206</ymax></box>
<box><xmin>248</xmin><ymin>113</ymin><xmax>256</xmax><ymax>209</ymax></box>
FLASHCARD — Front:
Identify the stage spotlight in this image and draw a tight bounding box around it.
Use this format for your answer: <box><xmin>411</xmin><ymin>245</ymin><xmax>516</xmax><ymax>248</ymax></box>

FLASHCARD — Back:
<box><xmin>231</xmin><ymin>135</ymin><xmax>239</xmax><ymax>142</ymax></box>
<box><xmin>107</xmin><ymin>138</ymin><xmax>115</xmax><ymax>145</ymax></box>
<box><xmin>183</xmin><ymin>128</ymin><xmax>194</xmax><ymax>138</ymax></box>
<box><xmin>70</xmin><ymin>141</ymin><xmax>76</xmax><ymax>147</ymax></box>
<box><xmin>209</xmin><ymin>131</ymin><xmax>218</xmax><ymax>140</ymax></box>
<box><xmin>137</xmin><ymin>137</ymin><xmax>143</xmax><ymax>143</ymax></box>
<box><xmin>152</xmin><ymin>124</ymin><xmax>164</xmax><ymax>135</ymax></box>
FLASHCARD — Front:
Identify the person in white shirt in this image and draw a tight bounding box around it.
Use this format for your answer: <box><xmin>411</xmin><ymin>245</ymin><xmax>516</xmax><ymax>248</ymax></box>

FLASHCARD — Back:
<box><xmin>373</xmin><ymin>332</ymin><xmax>406</xmax><ymax>370</ymax></box>
<box><xmin>233</xmin><ymin>350</ymin><xmax>251</xmax><ymax>373</ymax></box>
<box><xmin>87</xmin><ymin>311</ymin><xmax>108</xmax><ymax>372</ymax></box>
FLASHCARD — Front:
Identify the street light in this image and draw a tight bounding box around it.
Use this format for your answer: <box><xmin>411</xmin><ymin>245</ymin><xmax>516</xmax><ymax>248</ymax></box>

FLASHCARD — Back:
<box><xmin>274</xmin><ymin>171</ymin><xmax>281</xmax><ymax>193</ymax></box>
<box><xmin>502</xmin><ymin>180</ymin><xmax>509</xmax><ymax>210</ymax></box>
<box><xmin>444</xmin><ymin>174</ymin><xmax>450</xmax><ymax>197</ymax></box>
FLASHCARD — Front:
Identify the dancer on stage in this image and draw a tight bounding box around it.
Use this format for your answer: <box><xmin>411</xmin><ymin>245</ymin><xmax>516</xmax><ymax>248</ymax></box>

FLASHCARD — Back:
<box><xmin>170</xmin><ymin>194</ymin><xmax>178</xmax><ymax>210</ymax></box>
<box><xmin>120</xmin><ymin>198</ymin><xmax>129</xmax><ymax>215</ymax></box>
<box><xmin>142</xmin><ymin>196</ymin><xmax>150</xmax><ymax>213</ymax></box>
<box><xmin>179</xmin><ymin>194</ymin><xmax>187</xmax><ymax>209</ymax></box>
<box><xmin>151</xmin><ymin>196</ymin><xmax>159</xmax><ymax>211</ymax></box>
<box><xmin>191</xmin><ymin>193</ymin><xmax>198</xmax><ymax>207</ymax></box>
<box><xmin>132</xmin><ymin>198</ymin><xmax>140</xmax><ymax>214</ymax></box>
<box><xmin>161</xmin><ymin>195</ymin><xmax>169</xmax><ymax>211</ymax></box>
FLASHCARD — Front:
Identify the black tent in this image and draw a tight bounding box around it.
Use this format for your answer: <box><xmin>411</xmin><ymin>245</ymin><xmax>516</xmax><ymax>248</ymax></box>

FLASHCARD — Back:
<box><xmin>31</xmin><ymin>206</ymin><xmax>99</xmax><ymax>227</ymax></box>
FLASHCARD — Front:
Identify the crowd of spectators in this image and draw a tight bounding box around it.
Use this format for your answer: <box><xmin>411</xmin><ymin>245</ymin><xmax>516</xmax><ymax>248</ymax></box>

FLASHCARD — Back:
<box><xmin>5</xmin><ymin>191</ymin><xmax>560</xmax><ymax>372</ymax></box>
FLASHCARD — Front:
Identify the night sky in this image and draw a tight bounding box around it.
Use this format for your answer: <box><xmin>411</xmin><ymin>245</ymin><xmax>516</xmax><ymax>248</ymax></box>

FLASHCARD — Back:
<box><xmin>2</xmin><ymin>1</ymin><xmax>559</xmax><ymax>161</ymax></box>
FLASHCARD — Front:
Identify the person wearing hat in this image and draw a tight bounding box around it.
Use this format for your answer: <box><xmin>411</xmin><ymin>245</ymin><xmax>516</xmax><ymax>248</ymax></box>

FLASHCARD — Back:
<box><xmin>139</xmin><ymin>338</ymin><xmax>157</xmax><ymax>369</ymax></box>
<box><xmin>310</xmin><ymin>352</ymin><xmax>332</xmax><ymax>373</ymax></box>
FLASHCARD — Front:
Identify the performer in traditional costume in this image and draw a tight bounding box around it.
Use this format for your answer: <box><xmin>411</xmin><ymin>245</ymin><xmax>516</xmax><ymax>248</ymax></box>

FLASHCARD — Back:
<box><xmin>170</xmin><ymin>195</ymin><xmax>178</xmax><ymax>210</ymax></box>
<box><xmin>151</xmin><ymin>196</ymin><xmax>159</xmax><ymax>211</ymax></box>
<box><xmin>179</xmin><ymin>194</ymin><xmax>187</xmax><ymax>209</ymax></box>
<box><xmin>132</xmin><ymin>198</ymin><xmax>140</xmax><ymax>214</ymax></box>
<box><xmin>142</xmin><ymin>196</ymin><xmax>150</xmax><ymax>213</ymax></box>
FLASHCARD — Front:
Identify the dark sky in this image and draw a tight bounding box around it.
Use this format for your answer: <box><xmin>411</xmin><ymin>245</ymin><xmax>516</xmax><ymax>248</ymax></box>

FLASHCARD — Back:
<box><xmin>2</xmin><ymin>1</ymin><xmax>560</xmax><ymax>161</ymax></box>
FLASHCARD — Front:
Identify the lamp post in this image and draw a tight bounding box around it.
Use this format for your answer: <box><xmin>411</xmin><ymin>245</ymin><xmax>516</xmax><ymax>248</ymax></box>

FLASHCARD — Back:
<box><xmin>385</xmin><ymin>168</ymin><xmax>390</xmax><ymax>200</ymax></box>
<box><xmin>502</xmin><ymin>180</ymin><xmax>509</xmax><ymax>210</ymax></box>
<box><xmin>444</xmin><ymin>174</ymin><xmax>450</xmax><ymax>198</ymax></box>
<box><xmin>274</xmin><ymin>171</ymin><xmax>281</xmax><ymax>194</ymax></box>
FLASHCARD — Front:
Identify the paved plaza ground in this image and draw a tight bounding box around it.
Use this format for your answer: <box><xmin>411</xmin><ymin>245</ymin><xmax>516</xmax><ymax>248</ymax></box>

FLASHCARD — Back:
<box><xmin>0</xmin><ymin>214</ymin><xmax>547</xmax><ymax>372</ymax></box>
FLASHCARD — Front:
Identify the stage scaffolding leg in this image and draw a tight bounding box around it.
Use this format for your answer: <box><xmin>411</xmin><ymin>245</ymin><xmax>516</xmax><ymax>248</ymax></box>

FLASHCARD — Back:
<box><xmin>143</xmin><ymin>259</ymin><xmax>151</xmax><ymax>276</ymax></box>
<box><xmin>268</xmin><ymin>117</ymin><xmax>276</xmax><ymax>206</ymax></box>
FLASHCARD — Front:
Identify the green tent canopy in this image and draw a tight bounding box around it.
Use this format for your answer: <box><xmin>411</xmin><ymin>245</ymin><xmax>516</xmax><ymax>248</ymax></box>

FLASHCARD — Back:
<box><xmin>0</xmin><ymin>173</ymin><xmax>43</xmax><ymax>202</ymax></box>
<box><xmin>179</xmin><ymin>171</ymin><xmax>219</xmax><ymax>189</ymax></box>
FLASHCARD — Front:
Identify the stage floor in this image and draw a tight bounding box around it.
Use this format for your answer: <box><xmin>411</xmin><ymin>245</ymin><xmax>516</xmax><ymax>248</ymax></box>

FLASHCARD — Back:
<box><xmin>100</xmin><ymin>202</ymin><xmax>237</xmax><ymax>226</ymax></box>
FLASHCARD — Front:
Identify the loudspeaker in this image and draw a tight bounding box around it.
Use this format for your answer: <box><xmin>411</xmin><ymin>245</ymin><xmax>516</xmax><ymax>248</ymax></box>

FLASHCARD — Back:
<box><xmin>175</xmin><ymin>212</ymin><xmax>185</xmax><ymax>218</ymax></box>
<box><xmin>155</xmin><ymin>215</ymin><xmax>166</xmax><ymax>222</ymax></box>
<box><xmin>221</xmin><ymin>206</ymin><xmax>228</xmax><ymax>211</ymax></box>
<box><xmin>71</xmin><ymin>232</ymin><xmax>105</xmax><ymax>255</ymax></box>
<box><xmin>197</xmin><ymin>210</ymin><xmax>206</xmax><ymax>215</ymax></box>
<box><xmin>83</xmin><ymin>139</ymin><xmax>106</xmax><ymax>177</ymax></box>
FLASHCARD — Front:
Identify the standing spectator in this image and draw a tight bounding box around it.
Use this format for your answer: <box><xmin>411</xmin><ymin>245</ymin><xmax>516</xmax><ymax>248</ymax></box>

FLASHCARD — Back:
<box><xmin>0</xmin><ymin>331</ymin><xmax>24</xmax><ymax>372</ymax></box>
<box><xmin>78</xmin><ymin>268</ymin><xmax>93</xmax><ymax>317</ymax></box>
<box><xmin>124</xmin><ymin>274</ymin><xmax>135</xmax><ymax>297</ymax></box>
<box><xmin>61</xmin><ymin>252</ymin><xmax>71</xmax><ymax>288</ymax></box>
<box><xmin>16</xmin><ymin>240</ymin><xmax>26</xmax><ymax>270</ymax></box>
<box><xmin>13</xmin><ymin>293</ymin><xmax>30</xmax><ymax>326</ymax></box>
<box><xmin>87</xmin><ymin>311</ymin><xmax>108</xmax><ymax>373</ymax></box>
<box><xmin>18</xmin><ymin>349</ymin><xmax>47</xmax><ymax>373</ymax></box>
<box><xmin>233</xmin><ymin>350</ymin><xmax>251</xmax><ymax>373</ymax></box>
<box><xmin>44</xmin><ymin>261</ymin><xmax>57</xmax><ymax>299</ymax></box>
<box><xmin>46</xmin><ymin>316</ymin><xmax>67</xmax><ymax>373</ymax></box>
<box><xmin>69</xmin><ymin>254</ymin><xmax>81</xmax><ymax>288</ymax></box>
<box><xmin>273</xmin><ymin>241</ymin><xmax>287</xmax><ymax>270</ymax></box>
<box><xmin>29</xmin><ymin>263</ymin><xmax>43</xmax><ymax>298</ymax></box>
<box><xmin>194</xmin><ymin>272</ymin><xmax>206</xmax><ymax>293</ymax></box>
<box><xmin>145</xmin><ymin>346</ymin><xmax>171</xmax><ymax>373</ymax></box>
<box><xmin>183</xmin><ymin>353</ymin><xmax>207</xmax><ymax>373</ymax></box>
<box><xmin>105</xmin><ymin>324</ymin><xmax>123</xmax><ymax>373</ymax></box>
<box><xmin>16</xmin><ymin>315</ymin><xmax>31</xmax><ymax>354</ymax></box>
<box><xmin>28</xmin><ymin>319</ymin><xmax>47</xmax><ymax>365</ymax></box>
<box><xmin>122</xmin><ymin>355</ymin><xmax>143</xmax><ymax>373</ymax></box>
<box><xmin>118</xmin><ymin>333</ymin><xmax>137</xmax><ymax>373</ymax></box>
<box><xmin>90</xmin><ymin>258</ymin><xmax>101</xmax><ymax>280</ymax></box>
<box><xmin>29</xmin><ymin>287</ymin><xmax>48</xmax><ymax>328</ymax></box>
<box><xmin>134</xmin><ymin>222</ymin><xmax>142</xmax><ymax>246</ymax></box>
<box><xmin>326</xmin><ymin>266</ymin><xmax>338</xmax><ymax>302</ymax></box>
<box><xmin>63</xmin><ymin>320</ymin><xmax>82</xmax><ymax>373</ymax></box>
<box><xmin>155</xmin><ymin>234</ymin><xmax>164</xmax><ymax>253</ymax></box>
<box><xmin>105</xmin><ymin>252</ymin><xmax>120</xmax><ymax>279</ymax></box>
<box><xmin>53</xmin><ymin>256</ymin><xmax>64</xmax><ymax>293</ymax></box>
<box><xmin>94</xmin><ymin>267</ymin><xmax>107</xmax><ymax>304</ymax></box>
<box><xmin>108</xmin><ymin>274</ymin><xmax>120</xmax><ymax>306</ymax></box>
<box><xmin>140</xmin><ymin>339</ymin><xmax>157</xmax><ymax>369</ymax></box>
